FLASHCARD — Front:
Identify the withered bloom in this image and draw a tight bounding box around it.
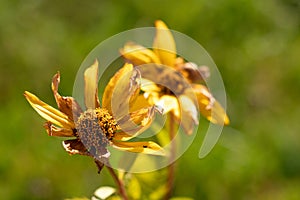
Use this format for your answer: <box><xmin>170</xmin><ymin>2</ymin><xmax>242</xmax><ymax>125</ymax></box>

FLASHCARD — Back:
<box><xmin>120</xmin><ymin>20</ymin><xmax>230</xmax><ymax>135</ymax></box>
<box><xmin>24</xmin><ymin>60</ymin><xmax>164</xmax><ymax>172</ymax></box>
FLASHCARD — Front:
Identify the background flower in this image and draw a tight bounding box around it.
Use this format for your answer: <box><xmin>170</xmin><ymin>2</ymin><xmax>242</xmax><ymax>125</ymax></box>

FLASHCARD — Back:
<box><xmin>121</xmin><ymin>20</ymin><xmax>229</xmax><ymax>135</ymax></box>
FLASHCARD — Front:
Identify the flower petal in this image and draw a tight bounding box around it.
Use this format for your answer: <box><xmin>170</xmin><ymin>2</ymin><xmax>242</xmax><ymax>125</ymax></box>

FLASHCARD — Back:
<box><xmin>24</xmin><ymin>91</ymin><xmax>74</xmax><ymax>128</ymax></box>
<box><xmin>112</xmin><ymin>140</ymin><xmax>165</xmax><ymax>156</ymax></box>
<box><xmin>128</xmin><ymin>94</ymin><xmax>152</xmax><ymax>112</ymax></box>
<box><xmin>102</xmin><ymin>63</ymin><xmax>141</xmax><ymax>119</ymax></box>
<box><xmin>192</xmin><ymin>84</ymin><xmax>230</xmax><ymax>125</ymax></box>
<box><xmin>114</xmin><ymin>106</ymin><xmax>159</xmax><ymax>141</ymax></box>
<box><xmin>153</xmin><ymin>20</ymin><xmax>176</xmax><ymax>67</ymax></box>
<box><xmin>44</xmin><ymin>121</ymin><xmax>74</xmax><ymax>137</ymax></box>
<box><xmin>140</xmin><ymin>78</ymin><xmax>161</xmax><ymax>94</ymax></box>
<box><xmin>84</xmin><ymin>60</ymin><xmax>100</xmax><ymax>110</ymax></box>
<box><xmin>120</xmin><ymin>42</ymin><xmax>161</xmax><ymax>65</ymax></box>
<box><xmin>52</xmin><ymin>72</ymin><xmax>82</xmax><ymax>121</ymax></box>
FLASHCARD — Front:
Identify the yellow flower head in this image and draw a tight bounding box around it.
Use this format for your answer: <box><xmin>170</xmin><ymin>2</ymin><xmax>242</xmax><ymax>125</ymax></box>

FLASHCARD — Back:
<box><xmin>120</xmin><ymin>20</ymin><xmax>230</xmax><ymax>135</ymax></box>
<box><xmin>24</xmin><ymin>60</ymin><xmax>164</xmax><ymax>172</ymax></box>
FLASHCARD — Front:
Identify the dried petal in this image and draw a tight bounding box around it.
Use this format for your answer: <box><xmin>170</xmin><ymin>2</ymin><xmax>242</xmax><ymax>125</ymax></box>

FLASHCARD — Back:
<box><xmin>192</xmin><ymin>84</ymin><xmax>230</xmax><ymax>125</ymax></box>
<box><xmin>121</xmin><ymin>42</ymin><xmax>161</xmax><ymax>65</ymax></box>
<box><xmin>153</xmin><ymin>20</ymin><xmax>176</xmax><ymax>67</ymax></box>
<box><xmin>137</xmin><ymin>64</ymin><xmax>189</xmax><ymax>97</ymax></box>
<box><xmin>112</xmin><ymin>140</ymin><xmax>165</xmax><ymax>156</ymax></box>
<box><xmin>44</xmin><ymin>122</ymin><xmax>74</xmax><ymax>137</ymax></box>
<box><xmin>24</xmin><ymin>91</ymin><xmax>74</xmax><ymax>128</ymax></box>
<box><xmin>84</xmin><ymin>60</ymin><xmax>100</xmax><ymax>110</ymax></box>
<box><xmin>177</xmin><ymin>61</ymin><xmax>210</xmax><ymax>83</ymax></box>
<box><xmin>62</xmin><ymin>139</ymin><xmax>89</xmax><ymax>155</ymax></box>
<box><xmin>52</xmin><ymin>72</ymin><xmax>82</xmax><ymax>121</ymax></box>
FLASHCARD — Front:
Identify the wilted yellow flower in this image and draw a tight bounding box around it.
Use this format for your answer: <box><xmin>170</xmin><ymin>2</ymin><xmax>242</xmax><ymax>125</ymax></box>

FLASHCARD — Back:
<box><xmin>120</xmin><ymin>20</ymin><xmax>229</xmax><ymax>135</ymax></box>
<box><xmin>24</xmin><ymin>60</ymin><xmax>164</xmax><ymax>172</ymax></box>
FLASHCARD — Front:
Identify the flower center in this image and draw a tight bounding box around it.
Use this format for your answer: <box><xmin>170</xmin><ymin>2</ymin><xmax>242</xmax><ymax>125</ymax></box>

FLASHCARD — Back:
<box><xmin>75</xmin><ymin>108</ymin><xmax>118</xmax><ymax>156</ymax></box>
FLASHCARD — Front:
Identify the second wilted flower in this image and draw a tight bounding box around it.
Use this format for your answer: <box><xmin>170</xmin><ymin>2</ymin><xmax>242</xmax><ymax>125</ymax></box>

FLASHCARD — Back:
<box><xmin>120</xmin><ymin>20</ymin><xmax>230</xmax><ymax>135</ymax></box>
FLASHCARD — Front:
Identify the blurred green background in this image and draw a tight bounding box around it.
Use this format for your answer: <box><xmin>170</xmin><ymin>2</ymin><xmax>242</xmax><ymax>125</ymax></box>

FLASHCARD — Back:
<box><xmin>1</xmin><ymin>0</ymin><xmax>300</xmax><ymax>199</ymax></box>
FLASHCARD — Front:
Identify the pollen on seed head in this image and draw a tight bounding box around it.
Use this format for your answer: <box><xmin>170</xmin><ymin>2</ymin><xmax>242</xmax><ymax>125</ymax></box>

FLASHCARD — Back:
<box><xmin>75</xmin><ymin>108</ymin><xmax>118</xmax><ymax>158</ymax></box>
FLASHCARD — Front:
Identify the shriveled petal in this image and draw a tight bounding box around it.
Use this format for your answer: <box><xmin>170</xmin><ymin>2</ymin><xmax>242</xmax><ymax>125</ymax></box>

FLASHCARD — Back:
<box><xmin>114</xmin><ymin>106</ymin><xmax>160</xmax><ymax>141</ymax></box>
<box><xmin>102</xmin><ymin>63</ymin><xmax>141</xmax><ymax>120</ymax></box>
<box><xmin>175</xmin><ymin>59</ymin><xmax>211</xmax><ymax>83</ymax></box>
<box><xmin>112</xmin><ymin>140</ymin><xmax>165</xmax><ymax>156</ymax></box>
<box><xmin>153</xmin><ymin>20</ymin><xmax>176</xmax><ymax>67</ymax></box>
<box><xmin>62</xmin><ymin>139</ymin><xmax>89</xmax><ymax>155</ymax></box>
<box><xmin>84</xmin><ymin>60</ymin><xmax>100</xmax><ymax>110</ymax></box>
<box><xmin>120</xmin><ymin>42</ymin><xmax>161</xmax><ymax>65</ymax></box>
<box><xmin>44</xmin><ymin>121</ymin><xmax>74</xmax><ymax>137</ymax></box>
<box><xmin>178</xmin><ymin>95</ymin><xmax>199</xmax><ymax>135</ymax></box>
<box><xmin>24</xmin><ymin>91</ymin><xmax>74</xmax><ymax>128</ymax></box>
<box><xmin>52</xmin><ymin>72</ymin><xmax>82</xmax><ymax>121</ymax></box>
<box><xmin>63</xmin><ymin>139</ymin><xmax>108</xmax><ymax>173</ymax></box>
<box><xmin>192</xmin><ymin>84</ymin><xmax>230</xmax><ymax>125</ymax></box>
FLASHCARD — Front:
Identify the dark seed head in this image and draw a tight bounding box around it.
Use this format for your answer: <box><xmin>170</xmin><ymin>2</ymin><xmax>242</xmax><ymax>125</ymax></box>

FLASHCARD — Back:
<box><xmin>75</xmin><ymin>108</ymin><xmax>118</xmax><ymax>158</ymax></box>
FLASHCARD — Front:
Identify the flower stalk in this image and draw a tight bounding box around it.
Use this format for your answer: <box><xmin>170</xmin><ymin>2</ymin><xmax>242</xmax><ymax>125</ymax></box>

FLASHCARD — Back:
<box><xmin>165</xmin><ymin>113</ymin><xmax>176</xmax><ymax>200</ymax></box>
<box><xmin>106</xmin><ymin>166</ymin><xmax>128</xmax><ymax>200</ymax></box>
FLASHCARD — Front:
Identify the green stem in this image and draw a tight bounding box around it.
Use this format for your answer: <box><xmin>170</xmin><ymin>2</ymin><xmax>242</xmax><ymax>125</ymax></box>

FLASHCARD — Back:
<box><xmin>165</xmin><ymin>113</ymin><xmax>176</xmax><ymax>200</ymax></box>
<box><xmin>106</xmin><ymin>166</ymin><xmax>129</xmax><ymax>200</ymax></box>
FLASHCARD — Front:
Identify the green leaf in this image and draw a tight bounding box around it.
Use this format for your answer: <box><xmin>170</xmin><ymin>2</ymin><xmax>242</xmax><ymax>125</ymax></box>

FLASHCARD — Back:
<box><xmin>149</xmin><ymin>183</ymin><xmax>168</xmax><ymax>200</ymax></box>
<box><xmin>64</xmin><ymin>198</ymin><xmax>89</xmax><ymax>200</ymax></box>
<box><xmin>126</xmin><ymin>174</ymin><xmax>141</xmax><ymax>200</ymax></box>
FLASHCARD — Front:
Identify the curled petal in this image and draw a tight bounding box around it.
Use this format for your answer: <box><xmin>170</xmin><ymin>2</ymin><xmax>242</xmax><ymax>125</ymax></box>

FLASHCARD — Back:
<box><xmin>120</xmin><ymin>42</ymin><xmax>161</xmax><ymax>65</ymax></box>
<box><xmin>62</xmin><ymin>139</ymin><xmax>89</xmax><ymax>155</ymax></box>
<box><xmin>112</xmin><ymin>140</ymin><xmax>165</xmax><ymax>156</ymax></box>
<box><xmin>114</xmin><ymin>106</ymin><xmax>159</xmax><ymax>141</ymax></box>
<box><xmin>44</xmin><ymin>122</ymin><xmax>74</xmax><ymax>137</ymax></box>
<box><xmin>24</xmin><ymin>91</ymin><xmax>74</xmax><ymax>128</ymax></box>
<box><xmin>178</xmin><ymin>95</ymin><xmax>199</xmax><ymax>135</ymax></box>
<box><xmin>84</xmin><ymin>60</ymin><xmax>100</xmax><ymax>110</ymax></box>
<box><xmin>192</xmin><ymin>84</ymin><xmax>230</xmax><ymax>125</ymax></box>
<box><xmin>156</xmin><ymin>94</ymin><xmax>198</xmax><ymax>135</ymax></box>
<box><xmin>52</xmin><ymin>72</ymin><xmax>82</xmax><ymax>121</ymax></box>
<box><xmin>153</xmin><ymin>20</ymin><xmax>176</xmax><ymax>67</ymax></box>
<box><xmin>155</xmin><ymin>95</ymin><xmax>179</xmax><ymax>116</ymax></box>
<box><xmin>102</xmin><ymin>63</ymin><xmax>141</xmax><ymax>119</ymax></box>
